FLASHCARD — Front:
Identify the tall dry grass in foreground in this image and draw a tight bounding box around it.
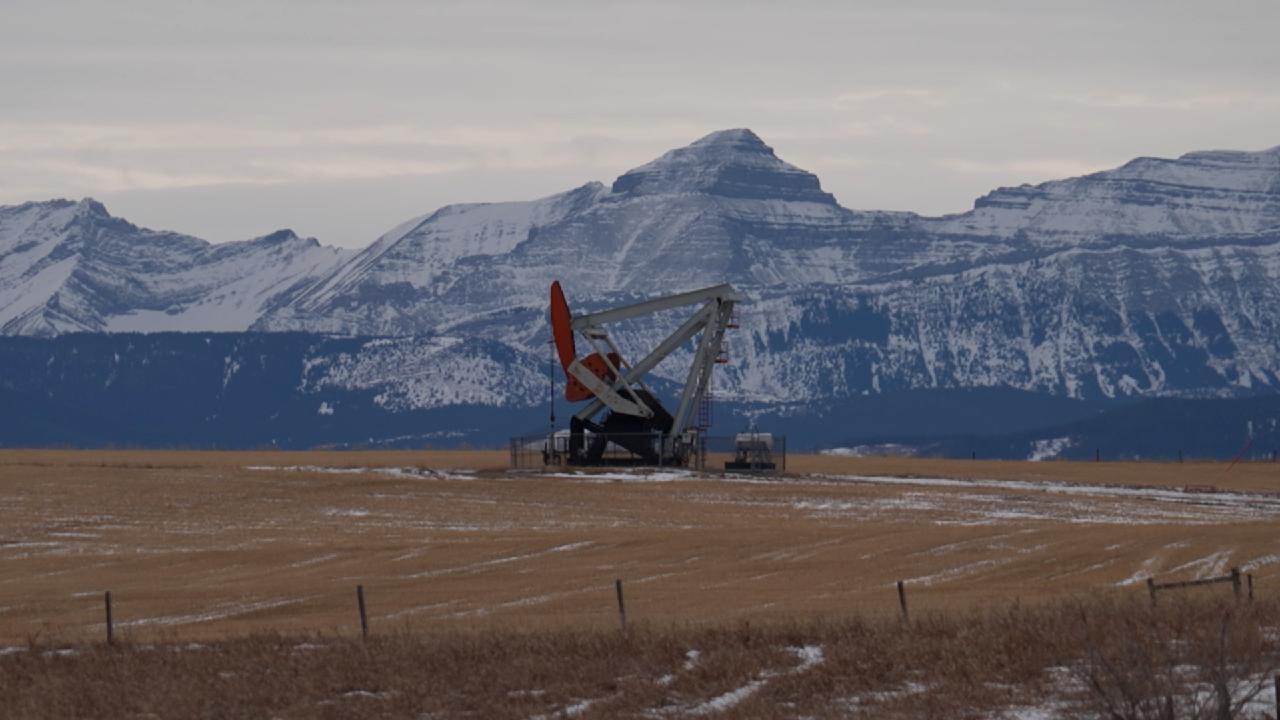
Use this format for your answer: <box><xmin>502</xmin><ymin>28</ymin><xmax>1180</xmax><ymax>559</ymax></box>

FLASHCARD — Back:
<box><xmin>3</xmin><ymin>594</ymin><xmax>1278</xmax><ymax>719</ymax></box>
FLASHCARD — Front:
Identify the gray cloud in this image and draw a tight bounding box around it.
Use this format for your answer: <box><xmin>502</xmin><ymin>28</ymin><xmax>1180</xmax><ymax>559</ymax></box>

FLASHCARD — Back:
<box><xmin>2</xmin><ymin>0</ymin><xmax>1278</xmax><ymax>246</ymax></box>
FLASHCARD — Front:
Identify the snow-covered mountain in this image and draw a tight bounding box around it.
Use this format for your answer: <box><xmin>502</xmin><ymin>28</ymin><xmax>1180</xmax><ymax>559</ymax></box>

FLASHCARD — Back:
<box><xmin>0</xmin><ymin>198</ymin><xmax>350</xmax><ymax>335</ymax></box>
<box><xmin>933</xmin><ymin>147</ymin><xmax>1280</xmax><ymax>240</ymax></box>
<box><xmin>258</xmin><ymin>129</ymin><xmax>1280</xmax><ymax>406</ymax></box>
<box><xmin>4</xmin><ymin>129</ymin><xmax>1280</xmax><ymax>427</ymax></box>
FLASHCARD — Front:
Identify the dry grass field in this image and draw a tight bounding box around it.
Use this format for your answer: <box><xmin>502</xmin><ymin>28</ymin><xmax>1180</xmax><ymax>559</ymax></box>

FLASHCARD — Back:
<box><xmin>4</xmin><ymin>597</ymin><xmax>1278</xmax><ymax>719</ymax></box>
<box><xmin>4</xmin><ymin>450</ymin><xmax>1280</xmax><ymax>717</ymax></box>
<box><xmin>1</xmin><ymin>450</ymin><xmax>1278</xmax><ymax>645</ymax></box>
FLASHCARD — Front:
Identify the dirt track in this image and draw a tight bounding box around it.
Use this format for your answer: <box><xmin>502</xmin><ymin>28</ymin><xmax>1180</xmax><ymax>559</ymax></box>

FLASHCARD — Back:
<box><xmin>1</xmin><ymin>450</ymin><xmax>1278</xmax><ymax>643</ymax></box>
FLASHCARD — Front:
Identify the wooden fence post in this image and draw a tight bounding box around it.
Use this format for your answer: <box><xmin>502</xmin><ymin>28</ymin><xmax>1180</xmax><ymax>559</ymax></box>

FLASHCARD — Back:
<box><xmin>897</xmin><ymin>580</ymin><xmax>909</xmax><ymax>622</ymax></box>
<box><xmin>104</xmin><ymin>591</ymin><xmax>113</xmax><ymax>645</ymax></box>
<box><xmin>1248</xmin><ymin>573</ymin><xmax>1255</xmax><ymax>602</ymax></box>
<box><xmin>615</xmin><ymin>579</ymin><xmax>627</xmax><ymax>630</ymax></box>
<box><xmin>1231</xmin><ymin>567</ymin><xmax>1242</xmax><ymax>602</ymax></box>
<box><xmin>1147</xmin><ymin>577</ymin><xmax>1157</xmax><ymax>607</ymax></box>
<box><xmin>1095</xmin><ymin>448</ymin><xmax>1100</xmax><ymax>463</ymax></box>
<box><xmin>356</xmin><ymin>585</ymin><xmax>368</xmax><ymax>640</ymax></box>
<box><xmin>1178</xmin><ymin>449</ymin><xmax>1183</xmax><ymax>463</ymax></box>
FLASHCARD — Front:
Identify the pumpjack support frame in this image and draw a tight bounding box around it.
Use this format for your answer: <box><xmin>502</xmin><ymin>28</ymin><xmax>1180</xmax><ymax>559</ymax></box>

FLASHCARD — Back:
<box><xmin>550</xmin><ymin>281</ymin><xmax>741</xmax><ymax>466</ymax></box>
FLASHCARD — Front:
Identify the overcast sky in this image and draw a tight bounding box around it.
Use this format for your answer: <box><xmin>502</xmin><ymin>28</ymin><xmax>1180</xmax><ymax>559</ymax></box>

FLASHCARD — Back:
<box><xmin>3</xmin><ymin>0</ymin><xmax>1278</xmax><ymax>247</ymax></box>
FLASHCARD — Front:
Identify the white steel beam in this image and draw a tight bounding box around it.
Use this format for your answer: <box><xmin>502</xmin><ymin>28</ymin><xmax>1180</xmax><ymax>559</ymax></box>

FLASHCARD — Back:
<box><xmin>572</xmin><ymin>284</ymin><xmax>740</xmax><ymax>330</ymax></box>
<box><xmin>573</xmin><ymin>303</ymin><xmax>713</xmax><ymax>422</ymax></box>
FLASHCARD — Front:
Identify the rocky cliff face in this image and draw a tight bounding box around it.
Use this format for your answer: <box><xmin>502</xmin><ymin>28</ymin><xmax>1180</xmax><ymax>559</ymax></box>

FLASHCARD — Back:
<box><xmin>3</xmin><ymin>130</ymin><xmax>1280</xmax><ymax>423</ymax></box>
<box><xmin>256</xmin><ymin>129</ymin><xmax>1280</xmax><ymax>406</ymax></box>
<box><xmin>0</xmin><ymin>198</ymin><xmax>350</xmax><ymax>335</ymax></box>
<box><xmin>933</xmin><ymin>147</ymin><xmax>1280</xmax><ymax>241</ymax></box>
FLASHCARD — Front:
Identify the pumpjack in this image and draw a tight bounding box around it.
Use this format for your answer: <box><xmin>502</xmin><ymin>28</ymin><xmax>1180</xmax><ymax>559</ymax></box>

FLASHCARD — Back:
<box><xmin>549</xmin><ymin>281</ymin><xmax>741</xmax><ymax>466</ymax></box>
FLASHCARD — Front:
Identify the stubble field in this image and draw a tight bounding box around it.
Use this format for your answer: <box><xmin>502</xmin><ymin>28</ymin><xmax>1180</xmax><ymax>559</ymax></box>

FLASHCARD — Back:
<box><xmin>2</xmin><ymin>450</ymin><xmax>1278</xmax><ymax>644</ymax></box>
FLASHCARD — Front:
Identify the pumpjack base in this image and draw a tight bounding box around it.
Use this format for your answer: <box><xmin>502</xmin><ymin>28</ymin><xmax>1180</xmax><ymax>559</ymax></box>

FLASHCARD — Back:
<box><xmin>725</xmin><ymin>461</ymin><xmax>777</xmax><ymax>471</ymax></box>
<box><xmin>565</xmin><ymin>390</ymin><xmax>686</xmax><ymax>467</ymax></box>
<box><xmin>564</xmin><ymin>455</ymin><xmax>689</xmax><ymax>468</ymax></box>
<box><xmin>563</xmin><ymin>426</ymin><xmax>689</xmax><ymax>467</ymax></box>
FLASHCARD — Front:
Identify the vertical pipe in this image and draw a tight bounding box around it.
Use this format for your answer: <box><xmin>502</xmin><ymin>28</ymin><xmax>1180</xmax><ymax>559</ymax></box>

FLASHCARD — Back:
<box><xmin>548</xmin><ymin>337</ymin><xmax>555</xmax><ymax>427</ymax></box>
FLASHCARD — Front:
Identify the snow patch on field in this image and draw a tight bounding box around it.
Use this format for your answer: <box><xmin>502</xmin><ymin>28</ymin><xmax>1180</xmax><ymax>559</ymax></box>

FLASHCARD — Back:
<box><xmin>1168</xmin><ymin>550</ymin><xmax>1233</xmax><ymax>579</ymax></box>
<box><xmin>901</xmin><ymin>558</ymin><xmax>1015</xmax><ymax>587</ymax></box>
<box><xmin>809</xmin><ymin>473</ymin><xmax>1280</xmax><ymax>525</ymax></box>
<box><xmin>340</xmin><ymin>689</ymin><xmax>397</xmax><ymax>700</ymax></box>
<box><xmin>842</xmin><ymin>680</ymin><xmax>931</xmax><ymax>709</ymax></box>
<box><xmin>548</xmin><ymin>470</ymin><xmax>697</xmax><ymax>483</ymax></box>
<box><xmin>679</xmin><ymin>645</ymin><xmax>825</xmax><ymax>716</ymax></box>
<box><xmin>403</xmin><ymin>541</ymin><xmax>594</xmax><ymax>580</ymax></box>
<box><xmin>529</xmin><ymin>696</ymin><xmax>600</xmax><ymax>719</ymax></box>
<box><xmin>324</xmin><ymin>508</ymin><xmax>370</xmax><ymax>518</ymax></box>
<box><xmin>687</xmin><ymin>678</ymin><xmax>768</xmax><ymax>716</ymax></box>
<box><xmin>115</xmin><ymin>596</ymin><xmax>311</xmax><ymax>628</ymax></box>
<box><xmin>1116</xmin><ymin>553</ymin><xmax>1168</xmax><ymax>586</ymax></box>
<box><xmin>245</xmin><ymin>465</ymin><xmax>475</xmax><ymax>480</ymax></box>
<box><xmin>1242</xmin><ymin>554</ymin><xmax>1280</xmax><ymax>571</ymax></box>
<box><xmin>658</xmin><ymin>648</ymin><xmax>702</xmax><ymax>686</ymax></box>
<box><xmin>289</xmin><ymin>553</ymin><xmax>340</xmax><ymax>568</ymax></box>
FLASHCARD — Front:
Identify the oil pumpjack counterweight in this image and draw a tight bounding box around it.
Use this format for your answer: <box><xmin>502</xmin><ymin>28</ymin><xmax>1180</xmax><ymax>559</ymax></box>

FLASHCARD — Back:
<box><xmin>549</xmin><ymin>281</ymin><xmax>741</xmax><ymax>466</ymax></box>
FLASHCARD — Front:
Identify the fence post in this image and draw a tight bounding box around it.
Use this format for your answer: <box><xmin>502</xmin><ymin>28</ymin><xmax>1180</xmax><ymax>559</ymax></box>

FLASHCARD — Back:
<box><xmin>615</xmin><ymin>579</ymin><xmax>627</xmax><ymax>630</ymax></box>
<box><xmin>1095</xmin><ymin>448</ymin><xmax>1100</xmax><ymax>463</ymax></box>
<box><xmin>1178</xmin><ymin>449</ymin><xmax>1183</xmax><ymax>464</ymax></box>
<box><xmin>1274</xmin><ymin>674</ymin><xmax>1279</xmax><ymax>719</ymax></box>
<box><xmin>1248</xmin><ymin>573</ymin><xmax>1255</xmax><ymax>602</ymax></box>
<box><xmin>897</xmin><ymin>580</ymin><xmax>909</xmax><ymax>623</ymax></box>
<box><xmin>356</xmin><ymin>585</ymin><xmax>368</xmax><ymax>640</ymax></box>
<box><xmin>1147</xmin><ymin>577</ymin><xmax>1157</xmax><ymax>607</ymax></box>
<box><xmin>1231</xmin><ymin>567</ymin><xmax>1242</xmax><ymax>602</ymax></box>
<box><xmin>104</xmin><ymin>591</ymin><xmax>113</xmax><ymax>645</ymax></box>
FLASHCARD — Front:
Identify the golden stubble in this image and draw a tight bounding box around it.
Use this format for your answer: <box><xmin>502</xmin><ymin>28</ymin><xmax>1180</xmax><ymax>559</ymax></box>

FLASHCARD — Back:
<box><xmin>1</xmin><ymin>450</ymin><xmax>1277</xmax><ymax>644</ymax></box>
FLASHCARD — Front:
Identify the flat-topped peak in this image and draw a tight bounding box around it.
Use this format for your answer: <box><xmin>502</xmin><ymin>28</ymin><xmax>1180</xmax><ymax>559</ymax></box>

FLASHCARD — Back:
<box><xmin>1176</xmin><ymin>145</ymin><xmax>1280</xmax><ymax>161</ymax></box>
<box><xmin>689</xmin><ymin>128</ymin><xmax>769</xmax><ymax>150</ymax></box>
<box><xmin>610</xmin><ymin>128</ymin><xmax>837</xmax><ymax>204</ymax></box>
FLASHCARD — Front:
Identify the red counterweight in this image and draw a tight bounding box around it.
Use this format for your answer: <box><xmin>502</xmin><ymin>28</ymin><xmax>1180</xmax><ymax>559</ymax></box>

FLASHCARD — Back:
<box><xmin>550</xmin><ymin>281</ymin><xmax>577</xmax><ymax>371</ymax></box>
<box><xmin>551</xmin><ymin>281</ymin><xmax>623</xmax><ymax>402</ymax></box>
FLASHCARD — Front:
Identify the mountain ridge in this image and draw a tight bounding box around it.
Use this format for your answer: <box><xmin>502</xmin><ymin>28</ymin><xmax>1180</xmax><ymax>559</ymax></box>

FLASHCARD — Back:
<box><xmin>0</xmin><ymin>197</ymin><xmax>351</xmax><ymax>335</ymax></box>
<box><xmin>4</xmin><ymin>131</ymin><xmax>1280</xmax><ymax>442</ymax></box>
